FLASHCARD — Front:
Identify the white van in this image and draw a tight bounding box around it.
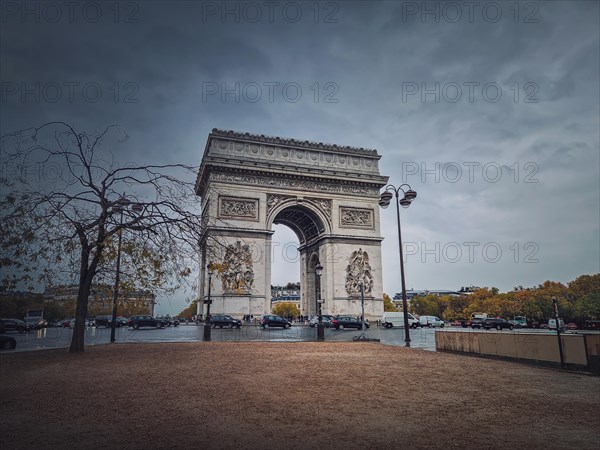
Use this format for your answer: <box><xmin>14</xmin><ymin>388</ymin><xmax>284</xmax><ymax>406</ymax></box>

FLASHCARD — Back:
<box><xmin>548</xmin><ymin>318</ymin><xmax>566</xmax><ymax>331</ymax></box>
<box><xmin>419</xmin><ymin>315</ymin><xmax>445</xmax><ymax>328</ymax></box>
<box><xmin>381</xmin><ymin>312</ymin><xmax>419</xmax><ymax>329</ymax></box>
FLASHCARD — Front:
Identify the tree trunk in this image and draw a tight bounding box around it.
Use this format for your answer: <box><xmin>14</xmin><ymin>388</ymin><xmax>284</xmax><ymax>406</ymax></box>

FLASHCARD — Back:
<box><xmin>69</xmin><ymin>249</ymin><xmax>93</xmax><ymax>353</ymax></box>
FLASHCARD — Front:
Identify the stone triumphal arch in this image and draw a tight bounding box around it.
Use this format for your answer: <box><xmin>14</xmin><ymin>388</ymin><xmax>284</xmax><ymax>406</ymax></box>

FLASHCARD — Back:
<box><xmin>195</xmin><ymin>129</ymin><xmax>389</xmax><ymax>319</ymax></box>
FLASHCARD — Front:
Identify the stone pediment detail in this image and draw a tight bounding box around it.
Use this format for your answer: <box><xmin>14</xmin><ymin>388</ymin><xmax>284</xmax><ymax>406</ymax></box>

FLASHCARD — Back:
<box><xmin>210</xmin><ymin>172</ymin><xmax>380</xmax><ymax>198</ymax></box>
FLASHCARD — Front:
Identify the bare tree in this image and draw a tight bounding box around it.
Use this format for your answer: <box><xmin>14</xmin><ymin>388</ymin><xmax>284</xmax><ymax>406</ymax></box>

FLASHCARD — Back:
<box><xmin>0</xmin><ymin>122</ymin><xmax>201</xmax><ymax>352</ymax></box>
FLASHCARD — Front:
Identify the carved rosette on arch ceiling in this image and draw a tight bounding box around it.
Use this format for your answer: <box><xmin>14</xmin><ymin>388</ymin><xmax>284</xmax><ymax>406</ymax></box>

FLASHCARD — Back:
<box><xmin>345</xmin><ymin>248</ymin><xmax>374</xmax><ymax>296</ymax></box>
<box><xmin>219</xmin><ymin>241</ymin><xmax>255</xmax><ymax>293</ymax></box>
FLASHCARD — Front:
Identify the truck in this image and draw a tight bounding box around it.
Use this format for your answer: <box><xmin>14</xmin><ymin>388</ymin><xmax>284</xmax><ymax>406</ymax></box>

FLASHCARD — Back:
<box><xmin>380</xmin><ymin>312</ymin><xmax>419</xmax><ymax>329</ymax></box>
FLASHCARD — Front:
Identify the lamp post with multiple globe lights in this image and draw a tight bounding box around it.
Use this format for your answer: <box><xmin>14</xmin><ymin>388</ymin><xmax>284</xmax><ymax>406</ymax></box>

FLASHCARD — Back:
<box><xmin>379</xmin><ymin>184</ymin><xmax>417</xmax><ymax>347</ymax></box>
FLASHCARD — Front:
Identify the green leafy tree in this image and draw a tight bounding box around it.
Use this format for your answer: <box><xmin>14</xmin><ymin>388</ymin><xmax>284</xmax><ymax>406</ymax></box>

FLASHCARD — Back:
<box><xmin>0</xmin><ymin>123</ymin><xmax>201</xmax><ymax>352</ymax></box>
<box><xmin>272</xmin><ymin>302</ymin><xmax>300</xmax><ymax>318</ymax></box>
<box><xmin>569</xmin><ymin>274</ymin><xmax>600</xmax><ymax>320</ymax></box>
<box><xmin>383</xmin><ymin>293</ymin><xmax>397</xmax><ymax>312</ymax></box>
<box><xmin>177</xmin><ymin>301</ymin><xmax>198</xmax><ymax>319</ymax></box>
<box><xmin>410</xmin><ymin>294</ymin><xmax>442</xmax><ymax>317</ymax></box>
<box><xmin>0</xmin><ymin>292</ymin><xmax>44</xmax><ymax>319</ymax></box>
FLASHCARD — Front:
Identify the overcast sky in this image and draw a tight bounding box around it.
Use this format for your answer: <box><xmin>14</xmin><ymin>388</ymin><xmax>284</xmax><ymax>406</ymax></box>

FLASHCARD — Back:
<box><xmin>1</xmin><ymin>1</ymin><xmax>598</xmax><ymax>314</ymax></box>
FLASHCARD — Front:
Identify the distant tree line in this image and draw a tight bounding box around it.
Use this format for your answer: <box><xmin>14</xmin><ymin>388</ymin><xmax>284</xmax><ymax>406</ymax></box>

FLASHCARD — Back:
<box><xmin>0</xmin><ymin>292</ymin><xmax>153</xmax><ymax>322</ymax></box>
<box><xmin>408</xmin><ymin>274</ymin><xmax>599</xmax><ymax>325</ymax></box>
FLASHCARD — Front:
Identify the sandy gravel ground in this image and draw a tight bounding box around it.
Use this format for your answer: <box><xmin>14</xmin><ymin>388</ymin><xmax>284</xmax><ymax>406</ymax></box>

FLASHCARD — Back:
<box><xmin>1</xmin><ymin>342</ymin><xmax>599</xmax><ymax>449</ymax></box>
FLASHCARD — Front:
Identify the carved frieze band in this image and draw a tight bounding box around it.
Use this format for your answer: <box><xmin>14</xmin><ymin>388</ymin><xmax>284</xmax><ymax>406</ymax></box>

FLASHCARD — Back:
<box><xmin>218</xmin><ymin>196</ymin><xmax>259</xmax><ymax>220</ymax></box>
<box><xmin>210</xmin><ymin>172</ymin><xmax>379</xmax><ymax>197</ymax></box>
<box><xmin>211</xmin><ymin>138</ymin><xmax>379</xmax><ymax>170</ymax></box>
<box><xmin>339</xmin><ymin>207</ymin><xmax>374</xmax><ymax>229</ymax></box>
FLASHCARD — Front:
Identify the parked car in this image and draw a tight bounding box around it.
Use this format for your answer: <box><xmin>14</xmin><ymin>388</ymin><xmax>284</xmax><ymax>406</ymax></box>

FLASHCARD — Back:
<box><xmin>95</xmin><ymin>315</ymin><xmax>117</xmax><ymax>328</ymax></box>
<box><xmin>128</xmin><ymin>315</ymin><xmax>167</xmax><ymax>329</ymax></box>
<box><xmin>24</xmin><ymin>317</ymin><xmax>47</xmax><ymax>330</ymax></box>
<box><xmin>309</xmin><ymin>315</ymin><xmax>335</xmax><ymax>328</ymax></box>
<box><xmin>419</xmin><ymin>316</ymin><xmax>445</xmax><ymax>328</ymax></box>
<box><xmin>157</xmin><ymin>316</ymin><xmax>175</xmax><ymax>326</ymax></box>
<box><xmin>0</xmin><ymin>335</ymin><xmax>17</xmax><ymax>350</ymax></box>
<box><xmin>482</xmin><ymin>318</ymin><xmax>514</xmax><ymax>330</ymax></box>
<box><xmin>566</xmin><ymin>322</ymin><xmax>578</xmax><ymax>330</ymax></box>
<box><xmin>210</xmin><ymin>315</ymin><xmax>242</xmax><ymax>329</ymax></box>
<box><xmin>584</xmin><ymin>320</ymin><xmax>600</xmax><ymax>330</ymax></box>
<box><xmin>0</xmin><ymin>318</ymin><xmax>30</xmax><ymax>333</ymax></box>
<box><xmin>331</xmin><ymin>316</ymin><xmax>370</xmax><ymax>330</ymax></box>
<box><xmin>62</xmin><ymin>318</ymin><xmax>76</xmax><ymax>328</ymax></box>
<box><xmin>261</xmin><ymin>315</ymin><xmax>292</xmax><ymax>329</ymax></box>
<box><xmin>470</xmin><ymin>318</ymin><xmax>485</xmax><ymax>329</ymax></box>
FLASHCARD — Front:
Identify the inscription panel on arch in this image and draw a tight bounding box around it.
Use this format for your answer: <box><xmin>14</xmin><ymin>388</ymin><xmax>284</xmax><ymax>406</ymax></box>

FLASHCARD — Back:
<box><xmin>339</xmin><ymin>207</ymin><xmax>374</xmax><ymax>229</ymax></box>
<box><xmin>218</xmin><ymin>196</ymin><xmax>259</xmax><ymax>221</ymax></box>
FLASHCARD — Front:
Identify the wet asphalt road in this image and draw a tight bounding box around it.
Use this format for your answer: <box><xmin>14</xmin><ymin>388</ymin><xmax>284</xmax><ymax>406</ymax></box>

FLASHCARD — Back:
<box><xmin>0</xmin><ymin>323</ymin><xmax>439</xmax><ymax>352</ymax></box>
<box><xmin>1</xmin><ymin>324</ymin><xmax>588</xmax><ymax>353</ymax></box>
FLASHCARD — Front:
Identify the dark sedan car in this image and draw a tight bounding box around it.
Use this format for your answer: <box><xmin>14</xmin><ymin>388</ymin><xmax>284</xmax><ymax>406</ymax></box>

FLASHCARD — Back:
<box><xmin>261</xmin><ymin>315</ymin><xmax>291</xmax><ymax>329</ymax></box>
<box><xmin>331</xmin><ymin>316</ymin><xmax>370</xmax><ymax>330</ymax></box>
<box><xmin>210</xmin><ymin>315</ymin><xmax>242</xmax><ymax>328</ymax></box>
<box><xmin>0</xmin><ymin>318</ymin><xmax>30</xmax><ymax>333</ymax></box>
<box><xmin>95</xmin><ymin>315</ymin><xmax>120</xmax><ymax>328</ymax></box>
<box><xmin>470</xmin><ymin>318</ymin><xmax>485</xmax><ymax>329</ymax></box>
<box><xmin>128</xmin><ymin>316</ymin><xmax>167</xmax><ymax>329</ymax></box>
<box><xmin>483</xmin><ymin>318</ymin><xmax>514</xmax><ymax>330</ymax></box>
<box><xmin>0</xmin><ymin>335</ymin><xmax>17</xmax><ymax>350</ymax></box>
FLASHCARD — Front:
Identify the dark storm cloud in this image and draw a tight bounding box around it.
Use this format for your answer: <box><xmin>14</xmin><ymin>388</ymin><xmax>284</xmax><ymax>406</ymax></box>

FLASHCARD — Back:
<box><xmin>1</xmin><ymin>0</ymin><xmax>598</xmax><ymax>313</ymax></box>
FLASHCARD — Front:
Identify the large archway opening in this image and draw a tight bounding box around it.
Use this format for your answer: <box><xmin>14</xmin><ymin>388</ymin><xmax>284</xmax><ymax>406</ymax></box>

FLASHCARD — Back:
<box><xmin>270</xmin><ymin>204</ymin><xmax>328</xmax><ymax>318</ymax></box>
<box><xmin>271</xmin><ymin>223</ymin><xmax>301</xmax><ymax>314</ymax></box>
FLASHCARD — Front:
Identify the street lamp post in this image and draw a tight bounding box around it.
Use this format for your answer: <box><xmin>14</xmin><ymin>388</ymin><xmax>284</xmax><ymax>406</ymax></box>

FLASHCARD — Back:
<box><xmin>553</xmin><ymin>296</ymin><xmax>565</xmax><ymax>368</ymax></box>
<box><xmin>315</xmin><ymin>262</ymin><xmax>324</xmax><ymax>341</ymax></box>
<box><xmin>110</xmin><ymin>195</ymin><xmax>142</xmax><ymax>344</ymax></box>
<box><xmin>203</xmin><ymin>263</ymin><xmax>214</xmax><ymax>342</ymax></box>
<box><xmin>379</xmin><ymin>184</ymin><xmax>417</xmax><ymax>347</ymax></box>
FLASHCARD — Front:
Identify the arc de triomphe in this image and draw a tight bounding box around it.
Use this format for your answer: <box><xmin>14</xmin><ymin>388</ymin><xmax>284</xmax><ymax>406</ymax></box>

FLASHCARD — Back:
<box><xmin>195</xmin><ymin>129</ymin><xmax>389</xmax><ymax>319</ymax></box>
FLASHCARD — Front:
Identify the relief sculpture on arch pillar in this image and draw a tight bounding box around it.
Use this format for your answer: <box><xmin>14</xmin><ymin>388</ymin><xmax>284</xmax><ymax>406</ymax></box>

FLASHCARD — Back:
<box><xmin>218</xmin><ymin>241</ymin><xmax>255</xmax><ymax>293</ymax></box>
<box><xmin>345</xmin><ymin>248</ymin><xmax>374</xmax><ymax>296</ymax></box>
